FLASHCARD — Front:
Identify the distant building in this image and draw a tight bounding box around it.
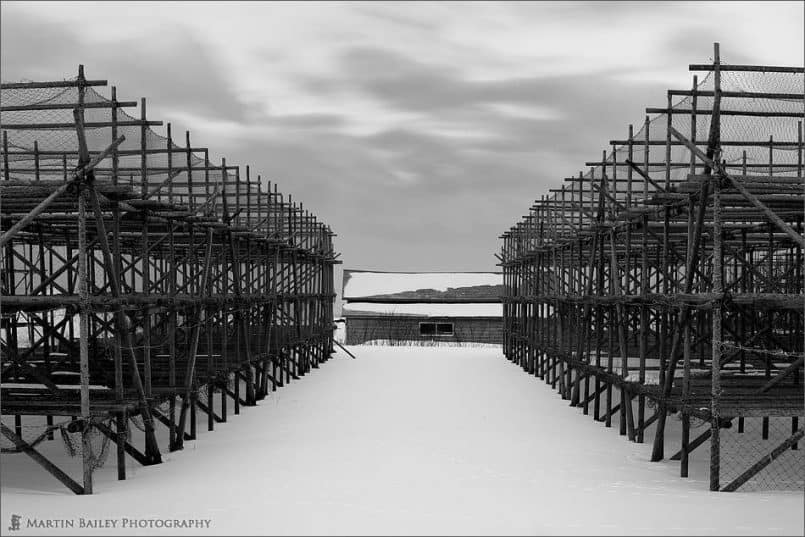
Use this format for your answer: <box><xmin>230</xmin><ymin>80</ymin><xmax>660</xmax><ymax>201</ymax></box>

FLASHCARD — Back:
<box><xmin>342</xmin><ymin>270</ymin><xmax>503</xmax><ymax>345</ymax></box>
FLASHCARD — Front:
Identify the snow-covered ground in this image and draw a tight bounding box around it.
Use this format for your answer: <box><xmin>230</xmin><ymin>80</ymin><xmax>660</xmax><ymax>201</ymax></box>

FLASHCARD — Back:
<box><xmin>1</xmin><ymin>346</ymin><xmax>803</xmax><ymax>536</ymax></box>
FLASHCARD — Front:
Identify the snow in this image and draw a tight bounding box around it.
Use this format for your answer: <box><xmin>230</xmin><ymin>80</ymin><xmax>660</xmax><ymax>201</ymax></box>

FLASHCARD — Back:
<box><xmin>342</xmin><ymin>271</ymin><xmax>501</xmax><ymax>298</ymax></box>
<box><xmin>1</xmin><ymin>384</ymin><xmax>110</xmax><ymax>390</ymax></box>
<box><xmin>333</xmin><ymin>318</ymin><xmax>346</xmax><ymax>343</ymax></box>
<box><xmin>361</xmin><ymin>340</ymin><xmax>502</xmax><ymax>348</ymax></box>
<box><xmin>1</xmin><ymin>309</ymin><xmax>74</xmax><ymax>349</ymax></box>
<box><xmin>343</xmin><ymin>302</ymin><xmax>502</xmax><ymax>317</ymax></box>
<box><xmin>2</xmin><ymin>346</ymin><xmax>802</xmax><ymax>536</ymax></box>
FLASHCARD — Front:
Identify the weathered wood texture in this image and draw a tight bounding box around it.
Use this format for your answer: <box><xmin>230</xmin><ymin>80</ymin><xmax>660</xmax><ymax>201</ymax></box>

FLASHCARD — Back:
<box><xmin>499</xmin><ymin>44</ymin><xmax>804</xmax><ymax>493</ymax></box>
<box><xmin>345</xmin><ymin>316</ymin><xmax>502</xmax><ymax>345</ymax></box>
<box><xmin>0</xmin><ymin>66</ymin><xmax>340</xmax><ymax>494</ymax></box>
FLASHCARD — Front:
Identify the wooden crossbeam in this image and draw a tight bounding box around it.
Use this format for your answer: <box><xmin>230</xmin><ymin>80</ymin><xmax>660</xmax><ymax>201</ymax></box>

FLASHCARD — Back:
<box><xmin>0</xmin><ymin>423</ymin><xmax>84</xmax><ymax>495</ymax></box>
<box><xmin>597</xmin><ymin>403</ymin><xmax>622</xmax><ymax>423</ymax></box>
<box><xmin>151</xmin><ymin>408</ymin><xmax>193</xmax><ymax>441</ymax></box>
<box><xmin>0</xmin><ymin>136</ymin><xmax>125</xmax><ymax>249</ymax></box>
<box><xmin>757</xmin><ymin>357</ymin><xmax>805</xmax><ymax>393</ymax></box>
<box><xmin>670</xmin><ymin>427</ymin><xmax>712</xmax><ymax>461</ymax></box>
<box><xmin>333</xmin><ymin>339</ymin><xmax>356</xmax><ymax>359</ymax></box>
<box><xmin>194</xmin><ymin>399</ymin><xmax>223</xmax><ymax>423</ymax></box>
<box><xmin>721</xmin><ymin>428</ymin><xmax>805</xmax><ymax>492</ymax></box>
<box><xmin>93</xmin><ymin>421</ymin><xmax>150</xmax><ymax>466</ymax></box>
<box><xmin>669</xmin><ymin>126</ymin><xmax>805</xmax><ymax>249</ymax></box>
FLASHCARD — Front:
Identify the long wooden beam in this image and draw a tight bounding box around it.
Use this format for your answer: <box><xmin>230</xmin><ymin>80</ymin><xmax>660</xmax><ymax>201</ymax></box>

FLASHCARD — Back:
<box><xmin>721</xmin><ymin>429</ymin><xmax>805</xmax><ymax>492</ymax></box>
<box><xmin>0</xmin><ymin>423</ymin><xmax>84</xmax><ymax>495</ymax></box>
<box><xmin>669</xmin><ymin>126</ymin><xmax>805</xmax><ymax>249</ymax></box>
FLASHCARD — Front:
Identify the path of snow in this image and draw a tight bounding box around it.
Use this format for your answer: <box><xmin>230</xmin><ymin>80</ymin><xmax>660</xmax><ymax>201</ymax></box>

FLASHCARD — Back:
<box><xmin>1</xmin><ymin>346</ymin><xmax>802</xmax><ymax>536</ymax></box>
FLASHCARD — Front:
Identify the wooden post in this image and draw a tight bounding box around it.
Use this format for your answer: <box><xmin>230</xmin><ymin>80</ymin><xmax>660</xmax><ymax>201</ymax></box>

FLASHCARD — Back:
<box><xmin>1</xmin><ymin>424</ymin><xmax>83</xmax><ymax>494</ymax></box>
<box><xmin>78</xmin><ymin>181</ymin><xmax>93</xmax><ymax>495</ymax></box>
<box><xmin>111</xmin><ymin>87</ymin><xmax>124</xmax><ymax>404</ymax></box>
<box><xmin>2</xmin><ymin>131</ymin><xmax>9</xmax><ymax>181</ymax></box>
<box><xmin>76</xmin><ymin>66</ymin><xmax>93</xmax><ymax>495</ymax></box>
<box><xmin>651</xmin><ymin>42</ymin><xmax>722</xmax><ymax>463</ymax></box>
<box><xmin>174</xmin><ymin>228</ymin><xmax>215</xmax><ymax>448</ymax></box>
<box><xmin>681</xmin><ymin>74</ymin><xmax>698</xmax><ymax>475</ymax></box>
<box><xmin>116</xmin><ymin>411</ymin><xmax>126</xmax><ymax>481</ymax></box>
<box><xmin>710</xmin><ymin>156</ymin><xmax>723</xmax><ymax>492</ymax></box>
<box><xmin>140</xmin><ymin>98</ymin><xmax>152</xmax><ymax>401</ymax></box>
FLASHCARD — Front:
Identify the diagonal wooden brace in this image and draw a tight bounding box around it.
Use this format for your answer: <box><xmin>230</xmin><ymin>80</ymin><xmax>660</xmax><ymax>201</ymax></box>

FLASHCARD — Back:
<box><xmin>670</xmin><ymin>126</ymin><xmax>805</xmax><ymax>248</ymax></box>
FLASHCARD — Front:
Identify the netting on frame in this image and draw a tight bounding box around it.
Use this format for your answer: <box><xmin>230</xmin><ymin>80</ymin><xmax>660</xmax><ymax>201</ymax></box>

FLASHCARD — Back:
<box><xmin>719</xmin><ymin>417</ymin><xmax>804</xmax><ymax>492</ymax></box>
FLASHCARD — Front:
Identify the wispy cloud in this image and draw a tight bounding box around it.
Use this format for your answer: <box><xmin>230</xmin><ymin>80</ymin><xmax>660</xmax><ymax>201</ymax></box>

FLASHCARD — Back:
<box><xmin>1</xmin><ymin>9</ymin><xmax>260</xmax><ymax>124</ymax></box>
<box><xmin>1</xmin><ymin>1</ymin><xmax>802</xmax><ymax>271</ymax></box>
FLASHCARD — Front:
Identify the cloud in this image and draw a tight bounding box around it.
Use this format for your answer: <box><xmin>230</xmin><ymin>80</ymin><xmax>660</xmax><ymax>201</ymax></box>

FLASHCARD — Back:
<box><xmin>202</xmin><ymin>120</ymin><xmax>537</xmax><ymax>270</ymax></box>
<box><xmin>2</xmin><ymin>2</ymin><xmax>802</xmax><ymax>273</ymax></box>
<box><xmin>355</xmin><ymin>4</ymin><xmax>442</xmax><ymax>33</ymax></box>
<box><xmin>208</xmin><ymin>41</ymin><xmax>680</xmax><ymax>270</ymax></box>
<box><xmin>266</xmin><ymin>113</ymin><xmax>348</xmax><ymax>130</ymax></box>
<box><xmin>307</xmin><ymin>45</ymin><xmax>669</xmax><ymax>134</ymax></box>
<box><xmin>660</xmin><ymin>26</ymin><xmax>758</xmax><ymax>67</ymax></box>
<box><xmin>320</xmin><ymin>46</ymin><xmax>569</xmax><ymax>114</ymax></box>
<box><xmin>303</xmin><ymin>44</ymin><xmax>673</xmax><ymax>170</ymax></box>
<box><xmin>1</xmin><ymin>7</ymin><xmax>261</xmax><ymax>124</ymax></box>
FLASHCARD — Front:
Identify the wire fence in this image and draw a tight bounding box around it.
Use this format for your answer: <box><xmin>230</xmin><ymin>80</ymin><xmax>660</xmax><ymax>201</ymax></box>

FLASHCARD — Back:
<box><xmin>0</xmin><ymin>416</ymin><xmax>114</xmax><ymax>471</ymax></box>
<box><xmin>719</xmin><ymin>417</ymin><xmax>804</xmax><ymax>492</ymax></box>
<box><xmin>0</xmin><ymin>65</ymin><xmax>340</xmax><ymax>494</ymax></box>
<box><xmin>499</xmin><ymin>44</ymin><xmax>804</xmax><ymax>493</ymax></box>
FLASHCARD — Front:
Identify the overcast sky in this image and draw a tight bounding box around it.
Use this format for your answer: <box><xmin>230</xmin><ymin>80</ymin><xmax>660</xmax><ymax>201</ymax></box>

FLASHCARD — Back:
<box><xmin>2</xmin><ymin>1</ymin><xmax>803</xmax><ymax>273</ymax></box>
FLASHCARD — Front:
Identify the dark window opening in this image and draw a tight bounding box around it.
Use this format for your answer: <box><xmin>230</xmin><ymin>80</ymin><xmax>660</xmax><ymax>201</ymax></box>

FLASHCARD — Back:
<box><xmin>419</xmin><ymin>322</ymin><xmax>436</xmax><ymax>335</ymax></box>
<box><xmin>436</xmin><ymin>323</ymin><xmax>454</xmax><ymax>335</ymax></box>
<box><xmin>420</xmin><ymin>322</ymin><xmax>454</xmax><ymax>336</ymax></box>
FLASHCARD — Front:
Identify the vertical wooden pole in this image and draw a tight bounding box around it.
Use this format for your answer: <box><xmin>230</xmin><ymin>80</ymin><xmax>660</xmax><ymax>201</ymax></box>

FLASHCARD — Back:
<box><xmin>651</xmin><ymin>42</ymin><xmax>721</xmax><ymax>463</ymax></box>
<box><xmin>76</xmin><ymin>64</ymin><xmax>93</xmax><ymax>495</ymax></box>
<box><xmin>594</xmin><ymin>182</ymin><xmax>605</xmax><ymax>422</ymax></box>
<box><xmin>167</xmin><ymin>123</ymin><xmax>177</xmax><ymax>450</ymax></box>
<box><xmin>708</xmin><ymin>43</ymin><xmax>723</xmax><ymax>492</ymax></box>
<box><xmin>140</xmin><ymin>98</ymin><xmax>152</xmax><ymax>402</ymax></box>
<box><xmin>110</xmin><ymin>87</ymin><xmax>124</xmax><ymax>404</ymax></box>
<box><xmin>78</xmin><ymin>183</ymin><xmax>93</xmax><ymax>495</ymax></box>
<box><xmin>185</xmin><ymin>131</ymin><xmax>194</xmax><ymax>211</ymax></box>
<box><xmin>2</xmin><ymin>131</ymin><xmax>9</xmax><ymax>181</ymax></box>
<box><xmin>710</xmin><ymin>163</ymin><xmax>722</xmax><ymax>492</ymax></box>
<box><xmin>116</xmin><ymin>411</ymin><xmax>126</xmax><ymax>481</ymax></box>
<box><xmin>794</xmin><ymin>123</ymin><xmax>803</xmax><ymax>449</ymax></box>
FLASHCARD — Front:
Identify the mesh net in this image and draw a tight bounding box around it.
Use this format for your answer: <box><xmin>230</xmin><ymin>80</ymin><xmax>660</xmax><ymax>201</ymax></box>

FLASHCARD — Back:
<box><xmin>0</xmin><ymin>69</ymin><xmax>338</xmax><ymax>495</ymax></box>
<box><xmin>523</xmin><ymin>67</ymin><xmax>804</xmax><ymax>237</ymax></box>
<box><xmin>501</xmin><ymin>54</ymin><xmax>804</xmax><ymax>494</ymax></box>
<box><xmin>1</xmin><ymin>74</ymin><xmax>335</xmax><ymax>246</ymax></box>
<box><xmin>720</xmin><ymin>417</ymin><xmax>804</xmax><ymax>492</ymax></box>
<box><xmin>0</xmin><ymin>416</ymin><xmax>114</xmax><ymax>471</ymax></box>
